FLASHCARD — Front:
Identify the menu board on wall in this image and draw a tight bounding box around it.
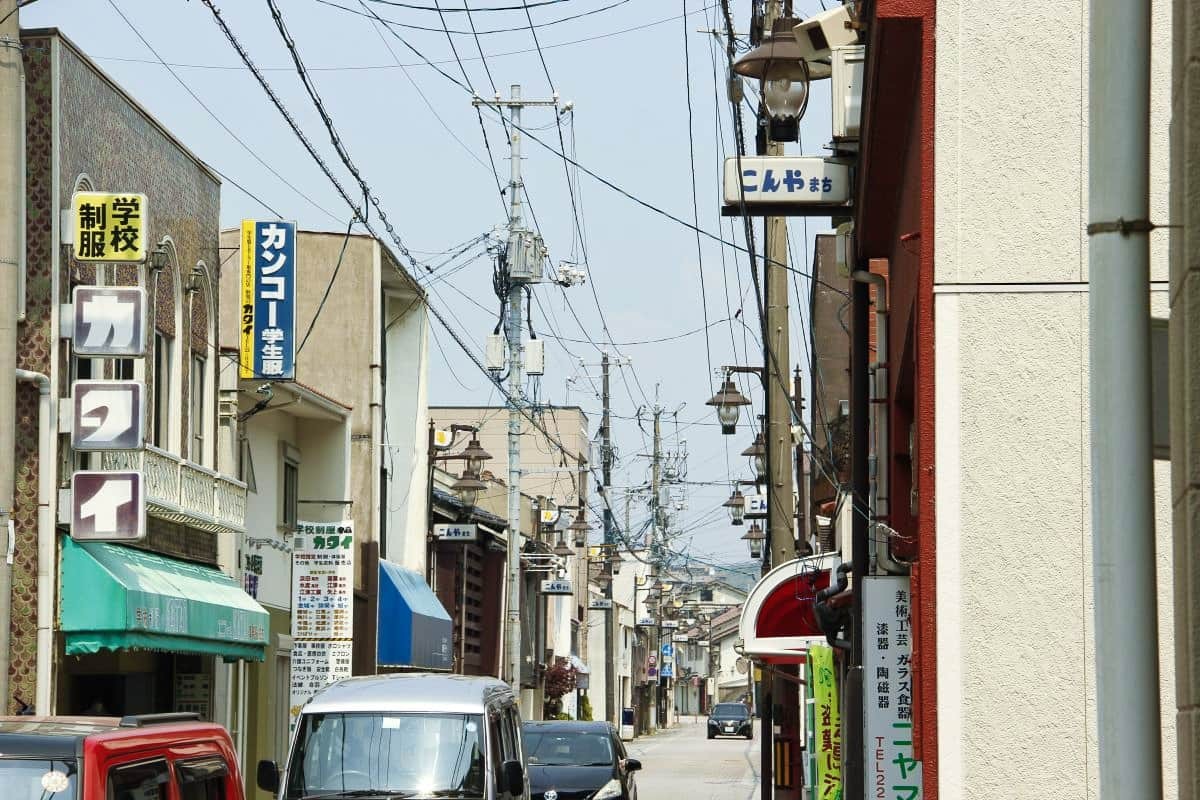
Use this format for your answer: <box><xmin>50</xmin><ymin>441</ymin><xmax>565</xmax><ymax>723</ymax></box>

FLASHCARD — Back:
<box><xmin>174</xmin><ymin>673</ymin><xmax>211</xmax><ymax>719</ymax></box>
<box><xmin>289</xmin><ymin>520</ymin><xmax>355</xmax><ymax>728</ymax></box>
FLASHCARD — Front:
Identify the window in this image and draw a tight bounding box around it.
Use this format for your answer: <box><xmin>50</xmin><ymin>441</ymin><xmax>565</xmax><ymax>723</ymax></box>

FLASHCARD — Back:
<box><xmin>191</xmin><ymin>354</ymin><xmax>206</xmax><ymax>464</ymax></box>
<box><xmin>114</xmin><ymin>358</ymin><xmax>134</xmax><ymax>379</ymax></box>
<box><xmin>176</xmin><ymin>757</ymin><xmax>228</xmax><ymax>800</ymax></box>
<box><xmin>700</xmin><ymin>588</ymin><xmax>714</xmax><ymax>602</ymax></box>
<box><xmin>108</xmin><ymin>759</ymin><xmax>170</xmax><ymax>800</ymax></box>
<box><xmin>153</xmin><ymin>332</ymin><xmax>172</xmax><ymax>448</ymax></box>
<box><xmin>283</xmin><ymin>460</ymin><xmax>299</xmax><ymax>531</ymax></box>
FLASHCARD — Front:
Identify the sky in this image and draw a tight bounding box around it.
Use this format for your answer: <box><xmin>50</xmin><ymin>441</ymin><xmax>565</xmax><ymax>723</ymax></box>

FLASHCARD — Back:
<box><xmin>21</xmin><ymin>0</ymin><xmax>838</xmax><ymax>568</ymax></box>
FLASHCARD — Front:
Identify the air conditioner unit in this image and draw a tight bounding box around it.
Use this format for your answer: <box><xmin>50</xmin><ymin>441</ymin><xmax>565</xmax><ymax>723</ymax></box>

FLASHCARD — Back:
<box><xmin>831</xmin><ymin>45</ymin><xmax>864</xmax><ymax>143</ymax></box>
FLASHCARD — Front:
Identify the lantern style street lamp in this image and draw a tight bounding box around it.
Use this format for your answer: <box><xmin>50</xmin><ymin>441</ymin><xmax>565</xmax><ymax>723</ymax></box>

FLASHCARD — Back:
<box><xmin>724</xmin><ymin>488</ymin><xmax>747</xmax><ymax>526</ymax></box>
<box><xmin>450</xmin><ymin>469</ymin><xmax>487</xmax><ymax>508</ymax></box>
<box><xmin>742</xmin><ymin>433</ymin><xmax>767</xmax><ymax>483</ymax></box>
<box><xmin>741</xmin><ymin>521</ymin><xmax>766</xmax><ymax>559</ymax></box>
<box><xmin>707</xmin><ymin>377</ymin><xmax>751</xmax><ymax>435</ymax></box>
<box><xmin>731</xmin><ymin>18</ymin><xmax>813</xmax><ymax>142</ymax></box>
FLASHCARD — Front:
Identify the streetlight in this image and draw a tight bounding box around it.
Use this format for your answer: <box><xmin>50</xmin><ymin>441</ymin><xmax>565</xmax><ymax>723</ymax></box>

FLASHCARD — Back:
<box><xmin>731</xmin><ymin>17</ymin><xmax>813</xmax><ymax>142</ymax></box>
<box><xmin>450</xmin><ymin>469</ymin><xmax>487</xmax><ymax>509</ymax></box>
<box><xmin>569</xmin><ymin>515</ymin><xmax>591</xmax><ymax>548</ymax></box>
<box><xmin>460</xmin><ymin>435</ymin><xmax>492</xmax><ymax>474</ymax></box>
<box><xmin>741</xmin><ymin>522</ymin><xmax>766</xmax><ymax>560</ymax></box>
<box><xmin>742</xmin><ymin>433</ymin><xmax>767</xmax><ymax>483</ymax></box>
<box><xmin>706</xmin><ymin>376</ymin><xmax>751</xmax><ymax>435</ymax></box>
<box><xmin>724</xmin><ymin>488</ymin><xmax>747</xmax><ymax>526</ymax></box>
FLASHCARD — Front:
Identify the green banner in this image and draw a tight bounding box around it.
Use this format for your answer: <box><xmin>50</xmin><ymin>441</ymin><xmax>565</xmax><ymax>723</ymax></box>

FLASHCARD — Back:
<box><xmin>810</xmin><ymin>645</ymin><xmax>843</xmax><ymax>800</ymax></box>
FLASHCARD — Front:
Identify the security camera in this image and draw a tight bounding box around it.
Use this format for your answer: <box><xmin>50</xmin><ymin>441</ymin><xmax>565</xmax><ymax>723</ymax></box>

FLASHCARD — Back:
<box><xmin>791</xmin><ymin>4</ymin><xmax>858</xmax><ymax>73</ymax></box>
<box><xmin>562</xmin><ymin>100</ymin><xmax>575</xmax><ymax>112</ymax></box>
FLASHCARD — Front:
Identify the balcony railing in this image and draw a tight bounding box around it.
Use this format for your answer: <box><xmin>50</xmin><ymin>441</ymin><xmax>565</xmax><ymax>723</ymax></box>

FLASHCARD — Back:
<box><xmin>102</xmin><ymin>444</ymin><xmax>246</xmax><ymax>533</ymax></box>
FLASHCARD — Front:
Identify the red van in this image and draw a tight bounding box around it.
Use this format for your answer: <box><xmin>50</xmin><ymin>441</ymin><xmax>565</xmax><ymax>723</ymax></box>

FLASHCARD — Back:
<box><xmin>0</xmin><ymin>713</ymin><xmax>245</xmax><ymax>800</ymax></box>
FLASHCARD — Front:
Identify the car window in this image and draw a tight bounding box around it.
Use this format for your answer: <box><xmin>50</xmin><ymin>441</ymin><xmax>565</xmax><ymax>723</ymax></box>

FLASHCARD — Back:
<box><xmin>523</xmin><ymin>730</ymin><xmax>614</xmax><ymax>766</ymax></box>
<box><xmin>712</xmin><ymin>704</ymin><xmax>749</xmax><ymax>719</ymax></box>
<box><xmin>176</xmin><ymin>756</ymin><xmax>229</xmax><ymax>800</ymax></box>
<box><xmin>108</xmin><ymin>759</ymin><xmax>170</xmax><ymax>800</ymax></box>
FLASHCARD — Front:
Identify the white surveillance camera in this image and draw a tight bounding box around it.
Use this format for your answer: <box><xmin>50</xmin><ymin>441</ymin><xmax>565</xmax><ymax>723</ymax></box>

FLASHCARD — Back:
<box><xmin>563</xmin><ymin>100</ymin><xmax>575</xmax><ymax>112</ymax></box>
<box><xmin>791</xmin><ymin>4</ymin><xmax>858</xmax><ymax>74</ymax></box>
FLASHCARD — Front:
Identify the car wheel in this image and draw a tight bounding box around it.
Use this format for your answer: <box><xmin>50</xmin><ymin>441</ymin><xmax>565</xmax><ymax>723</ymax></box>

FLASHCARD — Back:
<box><xmin>745</xmin><ymin>732</ymin><xmax>753</xmax><ymax>740</ymax></box>
<box><xmin>707</xmin><ymin>731</ymin><xmax>714</xmax><ymax>740</ymax></box>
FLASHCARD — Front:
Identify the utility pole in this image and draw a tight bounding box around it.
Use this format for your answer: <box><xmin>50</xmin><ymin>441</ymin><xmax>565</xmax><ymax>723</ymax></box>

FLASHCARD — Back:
<box><xmin>601</xmin><ymin>353</ymin><xmax>617</xmax><ymax>726</ymax></box>
<box><xmin>475</xmin><ymin>85</ymin><xmax>559</xmax><ymax>691</ymax></box>
<box><xmin>650</xmin><ymin>407</ymin><xmax>663</xmax><ymax>727</ymax></box>
<box><xmin>0</xmin><ymin>0</ymin><xmax>21</xmax><ymax>714</ymax></box>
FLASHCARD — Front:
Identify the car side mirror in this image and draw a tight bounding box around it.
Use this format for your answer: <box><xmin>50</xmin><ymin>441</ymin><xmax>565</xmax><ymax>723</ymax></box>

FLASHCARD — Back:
<box><xmin>256</xmin><ymin>760</ymin><xmax>280</xmax><ymax>794</ymax></box>
<box><xmin>625</xmin><ymin>758</ymin><xmax>642</xmax><ymax>772</ymax></box>
<box><xmin>503</xmin><ymin>760</ymin><xmax>525</xmax><ymax>796</ymax></box>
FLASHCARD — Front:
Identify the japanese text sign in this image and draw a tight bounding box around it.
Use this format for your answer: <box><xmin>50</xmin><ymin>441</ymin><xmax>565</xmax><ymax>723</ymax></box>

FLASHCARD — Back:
<box><xmin>722</xmin><ymin>157</ymin><xmax>850</xmax><ymax>206</ymax></box>
<box><xmin>290</xmin><ymin>520</ymin><xmax>355</xmax><ymax>730</ymax></box>
<box><xmin>240</xmin><ymin>220</ymin><xmax>297</xmax><ymax>380</ymax></box>
<box><xmin>589</xmin><ymin>598</ymin><xmax>614</xmax><ymax>610</ymax></box>
<box><xmin>71</xmin><ymin>287</ymin><xmax>147</xmax><ymax>357</ymax></box>
<box><xmin>70</xmin><ymin>470</ymin><xmax>145</xmax><ymax>542</ymax></box>
<box><xmin>863</xmin><ymin>576</ymin><xmax>923</xmax><ymax>800</ymax></box>
<box><xmin>541</xmin><ymin>579</ymin><xmax>574</xmax><ymax>595</ymax></box>
<box><xmin>434</xmin><ymin>523</ymin><xmax>478</xmax><ymax>542</ymax></box>
<box><xmin>811</xmin><ymin>644</ymin><xmax>843</xmax><ymax>800</ymax></box>
<box><xmin>72</xmin><ymin>380</ymin><xmax>144</xmax><ymax>451</ymax></box>
<box><xmin>72</xmin><ymin>192</ymin><xmax>148</xmax><ymax>262</ymax></box>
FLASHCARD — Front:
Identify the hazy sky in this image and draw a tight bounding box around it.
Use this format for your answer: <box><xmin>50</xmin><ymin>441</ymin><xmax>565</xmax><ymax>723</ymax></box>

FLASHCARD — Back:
<box><xmin>23</xmin><ymin>0</ymin><xmax>836</xmax><ymax>567</ymax></box>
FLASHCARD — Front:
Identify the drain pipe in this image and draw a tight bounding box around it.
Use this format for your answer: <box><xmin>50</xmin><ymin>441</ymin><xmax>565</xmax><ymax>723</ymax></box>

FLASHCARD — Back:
<box><xmin>15</xmin><ymin>369</ymin><xmax>53</xmax><ymax>714</ymax></box>
<box><xmin>851</xmin><ymin>271</ymin><xmax>907</xmax><ymax>575</ymax></box>
<box><xmin>1087</xmin><ymin>0</ymin><xmax>1161</xmax><ymax>791</ymax></box>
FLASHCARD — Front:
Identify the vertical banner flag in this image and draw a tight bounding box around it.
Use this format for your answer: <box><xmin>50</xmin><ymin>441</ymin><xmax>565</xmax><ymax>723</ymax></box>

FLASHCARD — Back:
<box><xmin>240</xmin><ymin>220</ymin><xmax>296</xmax><ymax>380</ymax></box>
<box><xmin>810</xmin><ymin>644</ymin><xmax>843</xmax><ymax>800</ymax></box>
<box><xmin>289</xmin><ymin>520</ymin><xmax>355</xmax><ymax>730</ymax></box>
<box><xmin>863</xmin><ymin>576</ymin><xmax>922</xmax><ymax>800</ymax></box>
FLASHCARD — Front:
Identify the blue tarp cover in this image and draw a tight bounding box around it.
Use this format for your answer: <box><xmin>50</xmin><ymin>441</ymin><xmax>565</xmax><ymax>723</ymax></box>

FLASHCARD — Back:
<box><xmin>377</xmin><ymin>560</ymin><xmax>453</xmax><ymax>670</ymax></box>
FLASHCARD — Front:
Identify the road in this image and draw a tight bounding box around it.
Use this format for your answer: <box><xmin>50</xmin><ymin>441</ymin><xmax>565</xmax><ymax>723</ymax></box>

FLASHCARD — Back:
<box><xmin>626</xmin><ymin>715</ymin><xmax>760</xmax><ymax>800</ymax></box>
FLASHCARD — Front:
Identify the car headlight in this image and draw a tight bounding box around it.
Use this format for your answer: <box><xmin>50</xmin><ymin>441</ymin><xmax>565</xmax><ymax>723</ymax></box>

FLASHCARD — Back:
<box><xmin>593</xmin><ymin>779</ymin><xmax>623</xmax><ymax>800</ymax></box>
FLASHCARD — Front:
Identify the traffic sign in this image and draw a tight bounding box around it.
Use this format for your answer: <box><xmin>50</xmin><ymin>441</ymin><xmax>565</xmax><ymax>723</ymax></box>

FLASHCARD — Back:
<box><xmin>71</xmin><ymin>287</ymin><xmax>147</xmax><ymax>357</ymax></box>
<box><xmin>433</xmin><ymin>523</ymin><xmax>477</xmax><ymax>542</ymax></box>
<box><xmin>72</xmin><ymin>381</ymin><xmax>144</xmax><ymax>451</ymax></box>
<box><xmin>70</xmin><ymin>471</ymin><xmax>145</xmax><ymax>542</ymax></box>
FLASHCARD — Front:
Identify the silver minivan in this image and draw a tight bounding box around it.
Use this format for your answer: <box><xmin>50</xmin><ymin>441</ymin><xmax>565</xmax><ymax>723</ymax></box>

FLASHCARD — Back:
<box><xmin>258</xmin><ymin>674</ymin><xmax>530</xmax><ymax>800</ymax></box>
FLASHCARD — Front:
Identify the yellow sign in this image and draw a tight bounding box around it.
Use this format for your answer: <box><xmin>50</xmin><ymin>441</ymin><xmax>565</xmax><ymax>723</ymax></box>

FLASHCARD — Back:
<box><xmin>811</xmin><ymin>645</ymin><xmax>843</xmax><ymax>800</ymax></box>
<box><xmin>71</xmin><ymin>192</ymin><xmax>148</xmax><ymax>262</ymax></box>
<box><xmin>239</xmin><ymin>220</ymin><xmax>256</xmax><ymax>378</ymax></box>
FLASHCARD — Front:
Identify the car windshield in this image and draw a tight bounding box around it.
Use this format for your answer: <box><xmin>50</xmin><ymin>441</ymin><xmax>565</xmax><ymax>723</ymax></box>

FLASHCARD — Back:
<box><xmin>286</xmin><ymin>712</ymin><xmax>485</xmax><ymax>799</ymax></box>
<box><xmin>0</xmin><ymin>758</ymin><xmax>77</xmax><ymax>799</ymax></box>
<box><xmin>711</xmin><ymin>705</ymin><xmax>749</xmax><ymax>720</ymax></box>
<box><xmin>523</xmin><ymin>730</ymin><xmax>614</xmax><ymax>767</ymax></box>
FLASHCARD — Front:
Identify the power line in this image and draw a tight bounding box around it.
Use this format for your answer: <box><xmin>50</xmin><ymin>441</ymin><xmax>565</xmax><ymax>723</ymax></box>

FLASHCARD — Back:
<box><xmin>363</xmin><ymin>0</ymin><xmax>578</xmax><ymax>11</ymax></box>
<box><xmin>313</xmin><ymin>0</ymin><xmax>633</xmax><ymax>36</ymax></box>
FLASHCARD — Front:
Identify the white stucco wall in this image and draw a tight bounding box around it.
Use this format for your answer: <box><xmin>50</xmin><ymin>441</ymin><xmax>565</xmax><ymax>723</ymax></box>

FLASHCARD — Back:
<box><xmin>933</xmin><ymin>0</ymin><xmax>1176</xmax><ymax>795</ymax></box>
<box><xmin>934</xmin><ymin>289</ymin><xmax>1175</xmax><ymax>799</ymax></box>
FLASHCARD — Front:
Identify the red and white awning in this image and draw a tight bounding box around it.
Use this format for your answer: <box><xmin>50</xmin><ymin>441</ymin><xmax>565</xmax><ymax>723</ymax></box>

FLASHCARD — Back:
<box><xmin>737</xmin><ymin>553</ymin><xmax>842</xmax><ymax>664</ymax></box>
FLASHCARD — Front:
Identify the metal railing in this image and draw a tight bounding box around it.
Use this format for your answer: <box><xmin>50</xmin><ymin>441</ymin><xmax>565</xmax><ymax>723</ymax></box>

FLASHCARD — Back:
<box><xmin>101</xmin><ymin>444</ymin><xmax>246</xmax><ymax>533</ymax></box>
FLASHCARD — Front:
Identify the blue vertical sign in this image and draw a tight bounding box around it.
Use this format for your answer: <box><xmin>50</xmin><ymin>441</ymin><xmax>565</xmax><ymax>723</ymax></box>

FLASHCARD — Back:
<box><xmin>240</xmin><ymin>220</ymin><xmax>296</xmax><ymax>380</ymax></box>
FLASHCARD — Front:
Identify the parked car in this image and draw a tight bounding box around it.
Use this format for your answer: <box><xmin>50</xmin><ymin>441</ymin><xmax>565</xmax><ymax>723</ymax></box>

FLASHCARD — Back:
<box><xmin>522</xmin><ymin>720</ymin><xmax>640</xmax><ymax>800</ymax></box>
<box><xmin>707</xmin><ymin>703</ymin><xmax>753</xmax><ymax>739</ymax></box>
<box><xmin>0</xmin><ymin>712</ymin><xmax>243</xmax><ymax>800</ymax></box>
<box><xmin>260</xmin><ymin>673</ymin><xmax>528</xmax><ymax>800</ymax></box>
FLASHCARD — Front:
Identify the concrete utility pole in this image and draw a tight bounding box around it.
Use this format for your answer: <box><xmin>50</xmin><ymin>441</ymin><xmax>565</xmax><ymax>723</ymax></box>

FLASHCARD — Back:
<box><xmin>0</xmin><ymin>0</ymin><xmax>22</xmax><ymax>713</ymax></box>
<box><xmin>650</xmin><ymin>407</ymin><xmax>663</xmax><ymax>726</ymax></box>
<box><xmin>601</xmin><ymin>354</ymin><xmax>617</xmax><ymax>725</ymax></box>
<box><xmin>475</xmin><ymin>85</ymin><xmax>560</xmax><ymax>691</ymax></box>
<box><xmin>1087</xmin><ymin>0</ymin><xmax>1162</xmax><ymax>794</ymax></box>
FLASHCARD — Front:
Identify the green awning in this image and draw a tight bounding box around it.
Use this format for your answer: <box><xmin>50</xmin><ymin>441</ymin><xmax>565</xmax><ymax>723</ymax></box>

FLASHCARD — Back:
<box><xmin>60</xmin><ymin>537</ymin><xmax>269</xmax><ymax>661</ymax></box>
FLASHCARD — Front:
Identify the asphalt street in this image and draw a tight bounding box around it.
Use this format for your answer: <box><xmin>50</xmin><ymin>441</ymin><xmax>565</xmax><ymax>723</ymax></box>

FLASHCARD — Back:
<box><xmin>626</xmin><ymin>716</ymin><xmax>760</xmax><ymax>800</ymax></box>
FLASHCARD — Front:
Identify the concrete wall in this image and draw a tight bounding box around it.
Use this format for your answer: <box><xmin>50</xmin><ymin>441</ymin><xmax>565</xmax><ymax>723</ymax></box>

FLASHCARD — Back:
<box><xmin>934</xmin><ymin>0</ymin><xmax>1176</xmax><ymax>794</ymax></box>
<box><xmin>383</xmin><ymin>291</ymin><xmax>430</xmax><ymax>572</ymax></box>
<box><xmin>1170</xmin><ymin>0</ymin><xmax>1200</xmax><ymax>794</ymax></box>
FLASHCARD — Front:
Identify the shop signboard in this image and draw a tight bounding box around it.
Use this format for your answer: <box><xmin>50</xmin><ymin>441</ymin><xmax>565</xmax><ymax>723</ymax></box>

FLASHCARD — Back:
<box><xmin>541</xmin><ymin>579</ymin><xmax>574</xmax><ymax>595</ymax></box>
<box><xmin>589</xmin><ymin>597</ymin><xmax>614</xmax><ymax>610</ymax></box>
<box><xmin>240</xmin><ymin>219</ymin><xmax>297</xmax><ymax>380</ymax></box>
<box><xmin>70</xmin><ymin>287</ymin><xmax>147</xmax><ymax>357</ymax></box>
<box><xmin>434</xmin><ymin>523</ymin><xmax>477</xmax><ymax>542</ymax></box>
<box><xmin>71</xmin><ymin>192</ymin><xmax>148</xmax><ymax>262</ymax></box>
<box><xmin>174</xmin><ymin>673</ymin><xmax>211</xmax><ymax>718</ymax></box>
<box><xmin>70</xmin><ymin>470</ymin><xmax>145</xmax><ymax>542</ymax></box>
<box><xmin>71</xmin><ymin>380</ymin><xmax>144</xmax><ymax>451</ymax></box>
<box><xmin>811</xmin><ymin>644</ymin><xmax>843</xmax><ymax>800</ymax></box>
<box><xmin>289</xmin><ymin>520</ymin><xmax>355</xmax><ymax>729</ymax></box>
<box><xmin>863</xmin><ymin>576</ymin><xmax>922</xmax><ymax>800</ymax></box>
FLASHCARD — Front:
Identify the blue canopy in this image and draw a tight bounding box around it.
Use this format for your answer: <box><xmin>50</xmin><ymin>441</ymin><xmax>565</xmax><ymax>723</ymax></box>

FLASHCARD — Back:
<box><xmin>377</xmin><ymin>560</ymin><xmax>453</xmax><ymax>670</ymax></box>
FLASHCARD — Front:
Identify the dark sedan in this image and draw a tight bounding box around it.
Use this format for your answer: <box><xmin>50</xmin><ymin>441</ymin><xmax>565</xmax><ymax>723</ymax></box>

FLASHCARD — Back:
<box><xmin>523</xmin><ymin>720</ymin><xmax>641</xmax><ymax>800</ymax></box>
<box><xmin>707</xmin><ymin>702</ymin><xmax>753</xmax><ymax>739</ymax></box>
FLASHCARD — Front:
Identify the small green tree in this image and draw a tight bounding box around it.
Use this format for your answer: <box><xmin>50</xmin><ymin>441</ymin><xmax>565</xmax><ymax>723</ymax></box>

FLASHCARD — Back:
<box><xmin>578</xmin><ymin>693</ymin><xmax>594</xmax><ymax>721</ymax></box>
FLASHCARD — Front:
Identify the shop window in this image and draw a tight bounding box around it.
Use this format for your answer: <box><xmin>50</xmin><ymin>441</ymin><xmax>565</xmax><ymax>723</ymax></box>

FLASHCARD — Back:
<box><xmin>108</xmin><ymin>758</ymin><xmax>170</xmax><ymax>800</ymax></box>
<box><xmin>176</xmin><ymin>756</ymin><xmax>229</xmax><ymax>800</ymax></box>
